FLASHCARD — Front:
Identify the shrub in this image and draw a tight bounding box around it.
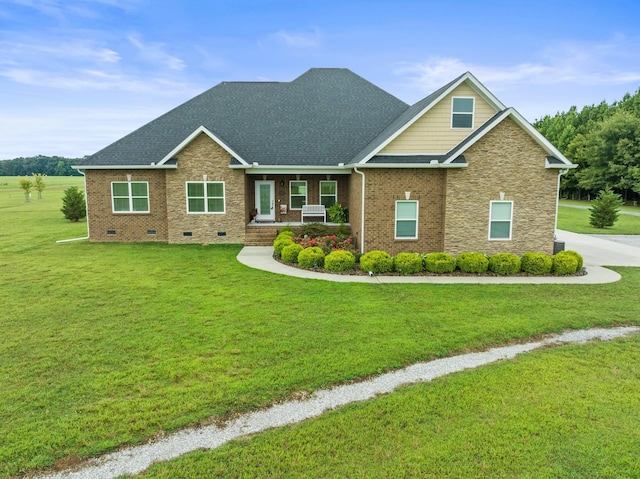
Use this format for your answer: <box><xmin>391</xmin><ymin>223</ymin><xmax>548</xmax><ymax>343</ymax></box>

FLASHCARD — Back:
<box><xmin>589</xmin><ymin>187</ymin><xmax>623</xmax><ymax>228</ymax></box>
<box><xmin>324</xmin><ymin>250</ymin><xmax>356</xmax><ymax>272</ymax></box>
<box><xmin>297</xmin><ymin>247</ymin><xmax>325</xmax><ymax>269</ymax></box>
<box><xmin>299</xmin><ymin>223</ymin><xmax>329</xmax><ymax>238</ymax></box>
<box><xmin>281</xmin><ymin>243</ymin><xmax>303</xmax><ymax>263</ymax></box>
<box><xmin>456</xmin><ymin>252</ymin><xmax>489</xmax><ymax>274</ymax></box>
<box><xmin>327</xmin><ymin>203</ymin><xmax>349</xmax><ymax>223</ymax></box>
<box><xmin>393</xmin><ymin>252</ymin><xmax>423</xmax><ymax>275</ymax></box>
<box><xmin>488</xmin><ymin>253</ymin><xmax>521</xmax><ymax>275</ymax></box>
<box><xmin>60</xmin><ymin>186</ymin><xmax>86</xmax><ymax>221</ymax></box>
<box><xmin>424</xmin><ymin>252</ymin><xmax>456</xmax><ymax>274</ymax></box>
<box><xmin>276</xmin><ymin>230</ymin><xmax>296</xmax><ymax>241</ymax></box>
<box><xmin>552</xmin><ymin>251</ymin><xmax>579</xmax><ymax>275</ymax></box>
<box><xmin>563</xmin><ymin>250</ymin><xmax>584</xmax><ymax>271</ymax></box>
<box><xmin>273</xmin><ymin>237</ymin><xmax>294</xmax><ymax>256</ymax></box>
<box><xmin>520</xmin><ymin>252</ymin><xmax>553</xmax><ymax>275</ymax></box>
<box><xmin>359</xmin><ymin>250</ymin><xmax>393</xmax><ymax>274</ymax></box>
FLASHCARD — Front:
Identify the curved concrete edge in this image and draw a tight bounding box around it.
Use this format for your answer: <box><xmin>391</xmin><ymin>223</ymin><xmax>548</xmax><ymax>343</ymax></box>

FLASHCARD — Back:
<box><xmin>34</xmin><ymin>326</ymin><xmax>640</xmax><ymax>479</ymax></box>
<box><xmin>236</xmin><ymin>246</ymin><xmax>622</xmax><ymax>284</ymax></box>
<box><xmin>556</xmin><ymin>230</ymin><xmax>640</xmax><ymax>267</ymax></box>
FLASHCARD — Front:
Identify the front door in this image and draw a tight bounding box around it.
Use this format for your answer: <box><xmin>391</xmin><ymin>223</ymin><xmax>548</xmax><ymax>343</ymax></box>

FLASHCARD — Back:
<box><xmin>255</xmin><ymin>180</ymin><xmax>275</xmax><ymax>221</ymax></box>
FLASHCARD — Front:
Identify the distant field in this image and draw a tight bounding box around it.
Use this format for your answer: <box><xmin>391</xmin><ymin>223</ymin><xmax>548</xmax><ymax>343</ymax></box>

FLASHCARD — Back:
<box><xmin>558</xmin><ymin>205</ymin><xmax>640</xmax><ymax>235</ymax></box>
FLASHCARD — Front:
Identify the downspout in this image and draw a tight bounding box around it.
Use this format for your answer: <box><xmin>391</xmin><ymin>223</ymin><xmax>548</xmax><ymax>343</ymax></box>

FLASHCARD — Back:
<box><xmin>554</xmin><ymin>168</ymin><xmax>569</xmax><ymax>237</ymax></box>
<box><xmin>57</xmin><ymin>169</ymin><xmax>90</xmax><ymax>243</ymax></box>
<box><xmin>353</xmin><ymin>166</ymin><xmax>366</xmax><ymax>254</ymax></box>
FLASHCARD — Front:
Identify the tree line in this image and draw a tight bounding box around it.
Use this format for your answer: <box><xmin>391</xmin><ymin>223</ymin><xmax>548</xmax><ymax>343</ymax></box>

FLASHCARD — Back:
<box><xmin>0</xmin><ymin>155</ymin><xmax>83</xmax><ymax>176</ymax></box>
<box><xmin>534</xmin><ymin>88</ymin><xmax>640</xmax><ymax>203</ymax></box>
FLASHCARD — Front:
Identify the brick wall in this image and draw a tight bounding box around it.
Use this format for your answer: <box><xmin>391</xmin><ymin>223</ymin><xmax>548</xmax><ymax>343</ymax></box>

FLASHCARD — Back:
<box><xmin>166</xmin><ymin>133</ymin><xmax>246</xmax><ymax>244</ymax></box>
<box><xmin>358</xmin><ymin>168</ymin><xmax>446</xmax><ymax>256</ymax></box>
<box><xmin>85</xmin><ymin>169</ymin><xmax>168</xmax><ymax>242</ymax></box>
<box><xmin>444</xmin><ymin>117</ymin><xmax>559</xmax><ymax>255</ymax></box>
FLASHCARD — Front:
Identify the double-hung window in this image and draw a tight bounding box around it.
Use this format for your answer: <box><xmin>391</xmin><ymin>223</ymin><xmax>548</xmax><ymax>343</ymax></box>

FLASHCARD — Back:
<box><xmin>290</xmin><ymin>180</ymin><xmax>307</xmax><ymax>209</ymax></box>
<box><xmin>395</xmin><ymin>200</ymin><xmax>418</xmax><ymax>239</ymax></box>
<box><xmin>111</xmin><ymin>181</ymin><xmax>149</xmax><ymax>213</ymax></box>
<box><xmin>451</xmin><ymin>97</ymin><xmax>474</xmax><ymax>128</ymax></box>
<box><xmin>186</xmin><ymin>181</ymin><xmax>225</xmax><ymax>213</ymax></box>
<box><xmin>319</xmin><ymin>180</ymin><xmax>337</xmax><ymax>208</ymax></box>
<box><xmin>489</xmin><ymin>201</ymin><xmax>513</xmax><ymax>240</ymax></box>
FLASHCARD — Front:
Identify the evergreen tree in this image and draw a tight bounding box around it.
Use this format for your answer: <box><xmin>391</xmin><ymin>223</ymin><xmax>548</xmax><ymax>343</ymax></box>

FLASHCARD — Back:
<box><xmin>61</xmin><ymin>186</ymin><xmax>86</xmax><ymax>222</ymax></box>
<box><xmin>589</xmin><ymin>187</ymin><xmax>623</xmax><ymax>228</ymax></box>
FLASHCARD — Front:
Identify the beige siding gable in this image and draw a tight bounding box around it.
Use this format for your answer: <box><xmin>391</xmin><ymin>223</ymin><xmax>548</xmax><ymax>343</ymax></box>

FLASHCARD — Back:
<box><xmin>379</xmin><ymin>83</ymin><xmax>499</xmax><ymax>155</ymax></box>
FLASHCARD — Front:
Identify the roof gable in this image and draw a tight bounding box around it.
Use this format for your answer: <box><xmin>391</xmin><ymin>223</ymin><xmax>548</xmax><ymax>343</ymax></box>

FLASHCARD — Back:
<box><xmin>351</xmin><ymin>72</ymin><xmax>506</xmax><ymax>164</ymax></box>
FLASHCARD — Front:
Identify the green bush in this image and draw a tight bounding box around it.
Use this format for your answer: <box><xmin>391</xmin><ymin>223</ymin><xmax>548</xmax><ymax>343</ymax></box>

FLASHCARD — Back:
<box><xmin>488</xmin><ymin>253</ymin><xmax>521</xmax><ymax>275</ymax></box>
<box><xmin>552</xmin><ymin>251</ymin><xmax>579</xmax><ymax>275</ymax></box>
<box><xmin>299</xmin><ymin>223</ymin><xmax>329</xmax><ymax>238</ymax></box>
<box><xmin>359</xmin><ymin>250</ymin><xmax>393</xmax><ymax>274</ymax></box>
<box><xmin>456</xmin><ymin>252</ymin><xmax>489</xmax><ymax>274</ymax></box>
<box><xmin>424</xmin><ymin>252</ymin><xmax>456</xmax><ymax>274</ymax></box>
<box><xmin>276</xmin><ymin>230</ymin><xmax>296</xmax><ymax>241</ymax></box>
<box><xmin>298</xmin><ymin>247</ymin><xmax>325</xmax><ymax>269</ymax></box>
<box><xmin>273</xmin><ymin>237</ymin><xmax>294</xmax><ymax>256</ymax></box>
<box><xmin>281</xmin><ymin>243</ymin><xmax>304</xmax><ymax>263</ymax></box>
<box><xmin>393</xmin><ymin>252</ymin><xmax>423</xmax><ymax>275</ymax></box>
<box><xmin>563</xmin><ymin>250</ymin><xmax>584</xmax><ymax>271</ymax></box>
<box><xmin>324</xmin><ymin>250</ymin><xmax>356</xmax><ymax>272</ymax></box>
<box><xmin>520</xmin><ymin>252</ymin><xmax>553</xmax><ymax>275</ymax></box>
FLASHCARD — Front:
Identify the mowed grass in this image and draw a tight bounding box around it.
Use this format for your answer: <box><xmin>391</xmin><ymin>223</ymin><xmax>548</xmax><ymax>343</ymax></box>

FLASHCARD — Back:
<box><xmin>1</xmin><ymin>178</ymin><xmax>639</xmax><ymax>477</ymax></box>
<box><xmin>136</xmin><ymin>335</ymin><xmax>640</xmax><ymax>479</ymax></box>
<box><xmin>558</xmin><ymin>204</ymin><xmax>640</xmax><ymax>234</ymax></box>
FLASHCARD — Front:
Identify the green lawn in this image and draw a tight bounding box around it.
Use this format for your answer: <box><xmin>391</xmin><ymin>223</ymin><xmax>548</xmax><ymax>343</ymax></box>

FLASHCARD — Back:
<box><xmin>136</xmin><ymin>335</ymin><xmax>640</xmax><ymax>479</ymax></box>
<box><xmin>1</xmin><ymin>179</ymin><xmax>639</xmax><ymax>477</ymax></box>
<box><xmin>557</xmin><ymin>205</ymin><xmax>640</xmax><ymax>234</ymax></box>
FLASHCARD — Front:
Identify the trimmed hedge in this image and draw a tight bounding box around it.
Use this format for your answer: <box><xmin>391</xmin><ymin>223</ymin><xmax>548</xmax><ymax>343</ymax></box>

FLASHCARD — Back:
<box><xmin>424</xmin><ymin>252</ymin><xmax>456</xmax><ymax>274</ymax></box>
<box><xmin>562</xmin><ymin>250</ymin><xmax>584</xmax><ymax>271</ymax></box>
<box><xmin>281</xmin><ymin>243</ymin><xmax>303</xmax><ymax>263</ymax></box>
<box><xmin>273</xmin><ymin>237</ymin><xmax>294</xmax><ymax>256</ymax></box>
<box><xmin>298</xmin><ymin>247</ymin><xmax>325</xmax><ymax>269</ymax></box>
<box><xmin>360</xmin><ymin>250</ymin><xmax>393</xmax><ymax>274</ymax></box>
<box><xmin>456</xmin><ymin>252</ymin><xmax>489</xmax><ymax>274</ymax></box>
<box><xmin>324</xmin><ymin>250</ymin><xmax>356</xmax><ymax>273</ymax></box>
<box><xmin>276</xmin><ymin>230</ymin><xmax>296</xmax><ymax>241</ymax></box>
<box><xmin>520</xmin><ymin>252</ymin><xmax>553</xmax><ymax>275</ymax></box>
<box><xmin>394</xmin><ymin>252</ymin><xmax>423</xmax><ymax>275</ymax></box>
<box><xmin>488</xmin><ymin>253</ymin><xmax>521</xmax><ymax>275</ymax></box>
<box><xmin>552</xmin><ymin>251</ymin><xmax>579</xmax><ymax>275</ymax></box>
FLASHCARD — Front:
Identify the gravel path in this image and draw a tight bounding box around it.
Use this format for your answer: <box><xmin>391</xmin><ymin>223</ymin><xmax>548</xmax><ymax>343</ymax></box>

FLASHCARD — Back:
<box><xmin>35</xmin><ymin>326</ymin><xmax>640</xmax><ymax>479</ymax></box>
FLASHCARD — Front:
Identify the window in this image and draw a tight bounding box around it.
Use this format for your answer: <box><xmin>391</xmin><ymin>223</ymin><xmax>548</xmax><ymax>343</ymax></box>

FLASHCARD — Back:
<box><xmin>489</xmin><ymin>201</ymin><xmax>513</xmax><ymax>240</ymax></box>
<box><xmin>186</xmin><ymin>181</ymin><xmax>225</xmax><ymax>213</ymax></box>
<box><xmin>451</xmin><ymin>97</ymin><xmax>474</xmax><ymax>128</ymax></box>
<box><xmin>319</xmin><ymin>180</ymin><xmax>337</xmax><ymax>208</ymax></box>
<box><xmin>395</xmin><ymin>200</ymin><xmax>418</xmax><ymax>239</ymax></box>
<box><xmin>290</xmin><ymin>180</ymin><xmax>307</xmax><ymax>209</ymax></box>
<box><xmin>111</xmin><ymin>181</ymin><xmax>149</xmax><ymax>213</ymax></box>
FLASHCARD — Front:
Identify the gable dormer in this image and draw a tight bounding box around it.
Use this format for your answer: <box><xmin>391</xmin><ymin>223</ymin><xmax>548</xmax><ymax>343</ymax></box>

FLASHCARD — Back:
<box><xmin>379</xmin><ymin>81</ymin><xmax>500</xmax><ymax>155</ymax></box>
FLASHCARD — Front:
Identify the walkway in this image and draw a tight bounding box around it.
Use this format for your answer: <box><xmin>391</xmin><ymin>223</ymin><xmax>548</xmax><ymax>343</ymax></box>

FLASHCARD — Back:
<box><xmin>35</xmin><ymin>326</ymin><xmax>640</xmax><ymax>479</ymax></box>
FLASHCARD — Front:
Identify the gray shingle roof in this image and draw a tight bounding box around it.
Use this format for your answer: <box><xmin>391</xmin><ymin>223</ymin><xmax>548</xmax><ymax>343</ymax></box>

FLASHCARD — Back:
<box><xmin>80</xmin><ymin>68</ymin><xmax>409</xmax><ymax>167</ymax></box>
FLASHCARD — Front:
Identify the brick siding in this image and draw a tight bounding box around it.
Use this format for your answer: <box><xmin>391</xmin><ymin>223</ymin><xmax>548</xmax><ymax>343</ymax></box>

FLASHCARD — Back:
<box><xmin>444</xmin><ymin>117</ymin><xmax>559</xmax><ymax>255</ymax></box>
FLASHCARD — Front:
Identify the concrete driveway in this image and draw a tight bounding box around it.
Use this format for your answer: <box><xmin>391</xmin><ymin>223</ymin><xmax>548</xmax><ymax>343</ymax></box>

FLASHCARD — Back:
<box><xmin>555</xmin><ymin>230</ymin><xmax>640</xmax><ymax>267</ymax></box>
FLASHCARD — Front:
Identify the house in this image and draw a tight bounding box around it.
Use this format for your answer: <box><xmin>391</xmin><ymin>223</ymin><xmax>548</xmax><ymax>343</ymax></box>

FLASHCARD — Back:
<box><xmin>75</xmin><ymin>68</ymin><xmax>576</xmax><ymax>255</ymax></box>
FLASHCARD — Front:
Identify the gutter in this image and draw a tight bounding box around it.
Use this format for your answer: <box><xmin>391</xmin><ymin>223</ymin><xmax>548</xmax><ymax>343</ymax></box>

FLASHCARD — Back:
<box><xmin>554</xmin><ymin>168</ymin><xmax>569</xmax><ymax>234</ymax></box>
<box><xmin>353</xmin><ymin>166</ymin><xmax>366</xmax><ymax>254</ymax></box>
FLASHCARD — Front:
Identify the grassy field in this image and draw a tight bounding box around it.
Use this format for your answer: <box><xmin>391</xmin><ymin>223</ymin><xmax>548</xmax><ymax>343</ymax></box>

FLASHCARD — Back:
<box><xmin>1</xmin><ymin>177</ymin><xmax>639</xmax><ymax>477</ymax></box>
<box><xmin>557</xmin><ymin>205</ymin><xmax>640</xmax><ymax>234</ymax></box>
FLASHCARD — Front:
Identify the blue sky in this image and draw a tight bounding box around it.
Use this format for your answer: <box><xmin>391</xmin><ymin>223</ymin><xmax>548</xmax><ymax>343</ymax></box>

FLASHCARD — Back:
<box><xmin>1</xmin><ymin>0</ymin><xmax>640</xmax><ymax>160</ymax></box>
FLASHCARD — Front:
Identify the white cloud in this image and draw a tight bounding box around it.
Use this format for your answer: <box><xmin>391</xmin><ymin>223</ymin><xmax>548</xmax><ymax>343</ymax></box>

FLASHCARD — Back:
<box><xmin>127</xmin><ymin>33</ymin><xmax>186</xmax><ymax>71</ymax></box>
<box><xmin>268</xmin><ymin>28</ymin><xmax>322</xmax><ymax>48</ymax></box>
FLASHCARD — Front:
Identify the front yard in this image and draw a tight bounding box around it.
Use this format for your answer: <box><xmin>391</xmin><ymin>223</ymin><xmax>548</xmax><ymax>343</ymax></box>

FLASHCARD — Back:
<box><xmin>1</xmin><ymin>179</ymin><xmax>639</xmax><ymax>477</ymax></box>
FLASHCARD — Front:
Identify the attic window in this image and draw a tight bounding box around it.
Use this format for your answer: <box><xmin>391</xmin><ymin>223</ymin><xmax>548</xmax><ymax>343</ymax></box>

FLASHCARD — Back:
<box><xmin>451</xmin><ymin>97</ymin><xmax>474</xmax><ymax>129</ymax></box>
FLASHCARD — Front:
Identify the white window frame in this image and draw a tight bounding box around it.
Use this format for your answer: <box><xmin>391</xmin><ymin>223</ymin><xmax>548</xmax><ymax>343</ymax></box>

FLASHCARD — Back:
<box><xmin>488</xmin><ymin>200</ymin><xmax>513</xmax><ymax>240</ymax></box>
<box><xmin>319</xmin><ymin>180</ymin><xmax>337</xmax><ymax>208</ymax></box>
<box><xmin>290</xmin><ymin>180</ymin><xmax>307</xmax><ymax>210</ymax></box>
<box><xmin>395</xmin><ymin>200</ymin><xmax>419</xmax><ymax>239</ymax></box>
<box><xmin>186</xmin><ymin>181</ymin><xmax>226</xmax><ymax>214</ymax></box>
<box><xmin>451</xmin><ymin>96</ymin><xmax>475</xmax><ymax>129</ymax></box>
<box><xmin>111</xmin><ymin>181</ymin><xmax>149</xmax><ymax>213</ymax></box>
